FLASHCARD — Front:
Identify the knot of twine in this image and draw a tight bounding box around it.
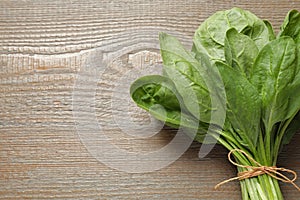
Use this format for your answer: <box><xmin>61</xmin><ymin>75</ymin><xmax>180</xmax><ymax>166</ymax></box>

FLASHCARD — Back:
<box><xmin>215</xmin><ymin>149</ymin><xmax>300</xmax><ymax>191</ymax></box>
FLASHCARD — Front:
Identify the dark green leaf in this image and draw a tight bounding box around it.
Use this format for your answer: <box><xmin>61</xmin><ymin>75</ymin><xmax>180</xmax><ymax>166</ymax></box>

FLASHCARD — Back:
<box><xmin>263</xmin><ymin>20</ymin><xmax>276</xmax><ymax>41</ymax></box>
<box><xmin>250</xmin><ymin>36</ymin><xmax>297</xmax><ymax>128</ymax></box>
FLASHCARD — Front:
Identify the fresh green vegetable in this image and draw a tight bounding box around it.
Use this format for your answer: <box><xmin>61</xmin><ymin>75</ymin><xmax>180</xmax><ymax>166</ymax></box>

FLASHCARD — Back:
<box><xmin>130</xmin><ymin>7</ymin><xmax>300</xmax><ymax>200</ymax></box>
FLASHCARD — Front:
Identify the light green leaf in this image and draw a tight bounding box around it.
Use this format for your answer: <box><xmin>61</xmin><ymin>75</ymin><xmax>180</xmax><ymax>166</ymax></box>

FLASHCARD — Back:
<box><xmin>159</xmin><ymin>32</ymin><xmax>226</xmax><ymax>127</ymax></box>
<box><xmin>192</xmin><ymin>7</ymin><xmax>269</xmax><ymax>61</ymax></box>
<box><xmin>130</xmin><ymin>75</ymin><xmax>198</xmax><ymax>130</ymax></box>
<box><xmin>216</xmin><ymin>62</ymin><xmax>261</xmax><ymax>149</ymax></box>
<box><xmin>130</xmin><ymin>74</ymin><xmax>214</xmax><ymax>143</ymax></box>
<box><xmin>278</xmin><ymin>10</ymin><xmax>300</xmax><ymax>41</ymax></box>
<box><xmin>224</xmin><ymin>28</ymin><xmax>259</xmax><ymax>77</ymax></box>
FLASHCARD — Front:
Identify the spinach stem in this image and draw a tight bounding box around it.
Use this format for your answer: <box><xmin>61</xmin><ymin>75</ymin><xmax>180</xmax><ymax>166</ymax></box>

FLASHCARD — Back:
<box><xmin>273</xmin><ymin>112</ymin><xmax>297</xmax><ymax>165</ymax></box>
<box><xmin>208</xmin><ymin>128</ymin><xmax>284</xmax><ymax>200</ymax></box>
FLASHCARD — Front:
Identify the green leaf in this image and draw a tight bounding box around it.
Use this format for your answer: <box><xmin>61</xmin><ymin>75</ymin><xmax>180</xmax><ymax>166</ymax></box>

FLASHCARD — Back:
<box><xmin>159</xmin><ymin>32</ymin><xmax>226</xmax><ymax>127</ymax></box>
<box><xmin>250</xmin><ymin>36</ymin><xmax>297</xmax><ymax>128</ymax></box>
<box><xmin>130</xmin><ymin>74</ymin><xmax>214</xmax><ymax>143</ymax></box>
<box><xmin>216</xmin><ymin>62</ymin><xmax>261</xmax><ymax>149</ymax></box>
<box><xmin>278</xmin><ymin>10</ymin><xmax>300</xmax><ymax>41</ymax></box>
<box><xmin>130</xmin><ymin>75</ymin><xmax>198</xmax><ymax>130</ymax></box>
<box><xmin>263</xmin><ymin>20</ymin><xmax>276</xmax><ymax>41</ymax></box>
<box><xmin>130</xmin><ymin>75</ymin><xmax>179</xmax><ymax>112</ymax></box>
<box><xmin>224</xmin><ymin>28</ymin><xmax>259</xmax><ymax>77</ymax></box>
<box><xmin>192</xmin><ymin>7</ymin><xmax>269</xmax><ymax>61</ymax></box>
<box><xmin>279</xmin><ymin>10</ymin><xmax>300</xmax><ymax>81</ymax></box>
<box><xmin>278</xmin><ymin>10</ymin><xmax>300</xmax><ymax>73</ymax></box>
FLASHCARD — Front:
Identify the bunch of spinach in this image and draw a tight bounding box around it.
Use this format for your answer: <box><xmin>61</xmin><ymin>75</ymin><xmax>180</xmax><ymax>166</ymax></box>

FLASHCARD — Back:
<box><xmin>130</xmin><ymin>8</ymin><xmax>300</xmax><ymax>199</ymax></box>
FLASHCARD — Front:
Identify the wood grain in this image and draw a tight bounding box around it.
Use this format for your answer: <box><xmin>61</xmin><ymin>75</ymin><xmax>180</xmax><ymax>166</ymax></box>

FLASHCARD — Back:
<box><xmin>0</xmin><ymin>0</ymin><xmax>299</xmax><ymax>199</ymax></box>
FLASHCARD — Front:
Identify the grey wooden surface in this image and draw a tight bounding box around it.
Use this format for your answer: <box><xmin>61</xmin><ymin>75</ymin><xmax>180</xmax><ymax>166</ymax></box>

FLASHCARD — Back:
<box><xmin>0</xmin><ymin>0</ymin><xmax>299</xmax><ymax>199</ymax></box>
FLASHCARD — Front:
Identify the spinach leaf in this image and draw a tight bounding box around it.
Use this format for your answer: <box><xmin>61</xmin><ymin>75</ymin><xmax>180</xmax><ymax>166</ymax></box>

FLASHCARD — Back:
<box><xmin>216</xmin><ymin>62</ymin><xmax>261</xmax><ymax>149</ymax></box>
<box><xmin>263</xmin><ymin>20</ymin><xmax>276</xmax><ymax>41</ymax></box>
<box><xmin>159</xmin><ymin>32</ymin><xmax>226</xmax><ymax>127</ymax></box>
<box><xmin>224</xmin><ymin>28</ymin><xmax>259</xmax><ymax>77</ymax></box>
<box><xmin>278</xmin><ymin>10</ymin><xmax>300</xmax><ymax>41</ymax></box>
<box><xmin>130</xmin><ymin>74</ymin><xmax>214</xmax><ymax>143</ymax></box>
<box><xmin>279</xmin><ymin>10</ymin><xmax>300</xmax><ymax>84</ymax></box>
<box><xmin>192</xmin><ymin>7</ymin><xmax>269</xmax><ymax>61</ymax></box>
<box><xmin>130</xmin><ymin>75</ymin><xmax>198</xmax><ymax>130</ymax></box>
<box><xmin>250</xmin><ymin>36</ymin><xmax>297</xmax><ymax>129</ymax></box>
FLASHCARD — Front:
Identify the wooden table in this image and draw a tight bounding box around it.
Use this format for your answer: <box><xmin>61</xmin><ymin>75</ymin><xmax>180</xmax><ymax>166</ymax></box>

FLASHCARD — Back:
<box><xmin>1</xmin><ymin>0</ymin><xmax>299</xmax><ymax>199</ymax></box>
